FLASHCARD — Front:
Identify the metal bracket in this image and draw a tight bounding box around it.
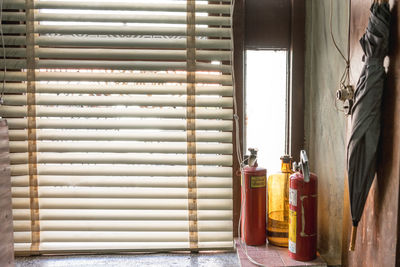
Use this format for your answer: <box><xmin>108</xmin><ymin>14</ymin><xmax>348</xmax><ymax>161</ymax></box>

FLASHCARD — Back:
<box><xmin>336</xmin><ymin>85</ymin><xmax>354</xmax><ymax>115</ymax></box>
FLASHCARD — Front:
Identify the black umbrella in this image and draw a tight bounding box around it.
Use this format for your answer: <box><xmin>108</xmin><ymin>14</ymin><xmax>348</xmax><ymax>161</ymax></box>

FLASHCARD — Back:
<box><xmin>347</xmin><ymin>0</ymin><xmax>390</xmax><ymax>251</ymax></box>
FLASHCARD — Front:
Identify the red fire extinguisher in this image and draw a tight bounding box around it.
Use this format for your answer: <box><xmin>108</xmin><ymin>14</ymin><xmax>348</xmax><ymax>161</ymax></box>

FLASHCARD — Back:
<box><xmin>241</xmin><ymin>148</ymin><xmax>267</xmax><ymax>246</ymax></box>
<box><xmin>288</xmin><ymin>150</ymin><xmax>317</xmax><ymax>261</ymax></box>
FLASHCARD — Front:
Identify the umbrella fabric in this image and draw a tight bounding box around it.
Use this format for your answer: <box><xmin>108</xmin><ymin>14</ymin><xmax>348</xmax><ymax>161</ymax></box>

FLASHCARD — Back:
<box><xmin>347</xmin><ymin>2</ymin><xmax>390</xmax><ymax>227</ymax></box>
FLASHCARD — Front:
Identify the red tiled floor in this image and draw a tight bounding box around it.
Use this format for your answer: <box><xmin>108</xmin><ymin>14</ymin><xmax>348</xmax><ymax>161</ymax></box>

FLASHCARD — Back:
<box><xmin>237</xmin><ymin>250</ymin><xmax>280</xmax><ymax>261</ymax></box>
<box><xmin>235</xmin><ymin>239</ymin><xmax>327</xmax><ymax>267</ymax></box>
<box><xmin>277</xmin><ymin>248</ymin><xmax>326</xmax><ymax>266</ymax></box>
<box><xmin>240</xmin><ymin>257</ymin><xmax>285</xmax><ymax>267</ymax></box>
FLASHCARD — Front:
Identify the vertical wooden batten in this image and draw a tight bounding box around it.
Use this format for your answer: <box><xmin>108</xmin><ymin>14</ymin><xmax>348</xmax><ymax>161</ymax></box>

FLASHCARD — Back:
<box><xmin>232</xmin><ymin>0</ymin><xmax>244</xmax><ymax>237</ymax></box>
<box><xmin>26</xmin><ymin>0</ymin><xmax>40</xmax><ymax>254</ymax></box>
<box><xmin>186</xmin><ymin>0</ymin><xmax>198</xmax><ymax>250</ymax></box>
<box><xmin>0</xmin><ymin>120</ymin><xmax>14</xmax><ymax>266</ymax></box>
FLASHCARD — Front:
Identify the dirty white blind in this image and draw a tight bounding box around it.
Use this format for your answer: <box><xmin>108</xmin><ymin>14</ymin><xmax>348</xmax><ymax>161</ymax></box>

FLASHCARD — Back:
<box><xmin>0</xmin><ymin>0</ymin><xmax>234</xmax><ymax>254</ymax></box>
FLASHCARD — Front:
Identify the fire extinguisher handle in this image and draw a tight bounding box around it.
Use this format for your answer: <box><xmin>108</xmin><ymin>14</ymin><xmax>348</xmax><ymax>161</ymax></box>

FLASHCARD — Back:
<box><xmin>247</xmin><ymin>148</ymin><xmax>258</xmax><ymax>167</ymax></box>
<box><xmin>300</xmin><ymin>150</ymin><xmax>310</xmax><ymax>183</ymax></box>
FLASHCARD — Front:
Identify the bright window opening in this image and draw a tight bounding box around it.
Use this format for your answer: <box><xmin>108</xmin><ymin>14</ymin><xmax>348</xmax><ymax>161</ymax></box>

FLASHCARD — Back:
<box><xmin>245</xmin><ymin>50</ymin><xmax>288</xmax><ymax>174</ymax></box>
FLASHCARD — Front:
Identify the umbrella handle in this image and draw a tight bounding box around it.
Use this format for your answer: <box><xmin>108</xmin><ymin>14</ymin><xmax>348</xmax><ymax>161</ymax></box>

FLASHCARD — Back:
<box><xmin>349</xmin><ymin>226</ymin><xmax>357</xmax><ymax>251</ymax></box>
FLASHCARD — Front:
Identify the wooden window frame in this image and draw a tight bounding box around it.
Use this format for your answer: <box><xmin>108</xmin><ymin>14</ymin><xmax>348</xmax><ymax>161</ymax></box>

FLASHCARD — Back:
<box><xmin>232</xmin><ymin>0</ymin><xmax>305</xmax><ymax>236</ymax></box>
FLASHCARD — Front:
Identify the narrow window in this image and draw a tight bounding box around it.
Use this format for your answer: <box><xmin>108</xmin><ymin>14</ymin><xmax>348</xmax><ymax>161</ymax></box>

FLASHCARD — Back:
<box><xmin>245</xmin><ymin>50</ymin><xmax>288</xmax><ymax>173</ymax></box>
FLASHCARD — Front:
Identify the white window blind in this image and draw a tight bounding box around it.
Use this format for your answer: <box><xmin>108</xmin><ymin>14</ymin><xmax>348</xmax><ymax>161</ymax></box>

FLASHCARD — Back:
<box><xmin>0</xmin><ymin>0</ymin><xmax>234</xmax><ymax>254</ymax></box>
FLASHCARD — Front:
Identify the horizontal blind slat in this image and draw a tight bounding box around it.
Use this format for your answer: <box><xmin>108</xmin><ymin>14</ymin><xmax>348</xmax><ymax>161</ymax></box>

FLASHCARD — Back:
<box><xmin>0</xmin><ymin>106</ymin><xmax>232</xmax><ymax>120</ymax></box>
<box><xmin>3</xmin><ymin>12</ymin><xmax>231</xmax><ymax>26</ymax></box>
<box><xmin>12</xmin><ymin>198</ymin><xmax>233</xmax><ymax>210</ymax></box>
<box><xmin>13</xmin><ymin>220</ymin><xmax>233</xmax><ymax>232</ymax></box>
<box><xmin>9</xmin><ymin>141</ymin><xmax>233</xmax><ymax>154</ymax></box>
<box><xmin>8</xmin><ymin>130</ymin><xmax>232</xmax><ymax>142</ymax></box>
<box><xmin>0</xmin><ymin>72</ymin><xmax>233</xmax><ymax>85</ymax></box>
<box><xmin>3</xmin><ymin>95</ymin><xmax>233</xmax><ymax>108</ymax></box>
<box><xmin>14</xmin><ymin>241</ymin><xmax>234</xmax><ymax>253</ymax></box>
<box><xmin>12</xmin><ymin>209</ymin><xmax>233</xmax><ymax>221</ymax></box>
<box><xmin>4</xmin><ymin>0</ymin><xmax>231</xmax><ymax>14</ymax></box>
<box><xmin>14</xmin><ymin>231</ymin><xmax>233</xmax><ymax>243</ymax></box>
<box><xmin>0</xmin><ymin>48</ymin><xmax>231</xmax><ymax>61</ymax></box>
<box><xmin>3</xmin><ymin>25</ymin><xmax>231</xmax><ymax>38</ymax></box>
<box><xmin>0</xmin><ymin>83</ymin><xmax>233</xmax><ymax>96</ymax></box>
<box><xmin>6</xmin><ymin>118</ymin><xmax>233</xmax><ymax>131</ymax></box>
<box><xmin>10</xmin><ymin>153</ymin><xmax>232</xmax><ymax>166</ymax></box>
<box><xmin>12</xmin><ymin>187</ymin><xmax>232</xmax><ymax>199</ymax></box>
<box><xmin>11</xmin><ymin>176</ymin><xmax>232</xmax><ymax>188</ymax></box>
<box><xmin>10</xmin><ymin>164</ymin><xmax>232</xmax><ymax>177</ymax></box>
<box><xmin>2</xmin><ymin>36</ymin><xmax>231</xmax><ymax>49</ymax></box>
<box><xmin>1</xmin><ymin>59</ymin><xmax>231</xmax><ymax>72</ymax></box>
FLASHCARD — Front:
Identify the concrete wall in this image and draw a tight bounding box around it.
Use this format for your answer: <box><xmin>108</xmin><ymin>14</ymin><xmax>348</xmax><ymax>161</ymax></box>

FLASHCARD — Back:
<box><xmin>304</xmin><ymin>0</ymin><xmax>348</xmax><ymax>265</ymax></box>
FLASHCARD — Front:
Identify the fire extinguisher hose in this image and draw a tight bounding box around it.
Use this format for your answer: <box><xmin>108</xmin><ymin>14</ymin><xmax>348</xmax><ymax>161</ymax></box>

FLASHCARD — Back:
<box><xmin>230</xmin><ymin>0</ymin><xmax>269</xmax><ymax>265</ymax></box>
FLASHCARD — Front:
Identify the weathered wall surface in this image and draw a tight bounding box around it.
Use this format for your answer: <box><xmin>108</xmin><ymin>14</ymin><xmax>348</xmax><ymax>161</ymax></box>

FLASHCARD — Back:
<box><xmin>342</xmin><ymin>0</ymin><xmax>400</xmax><ymax>266</ymax></box>
<box><xmin>304</xmin><ymin>0</ymin><xmax>348</xmax><ymax>265</ymax></box>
